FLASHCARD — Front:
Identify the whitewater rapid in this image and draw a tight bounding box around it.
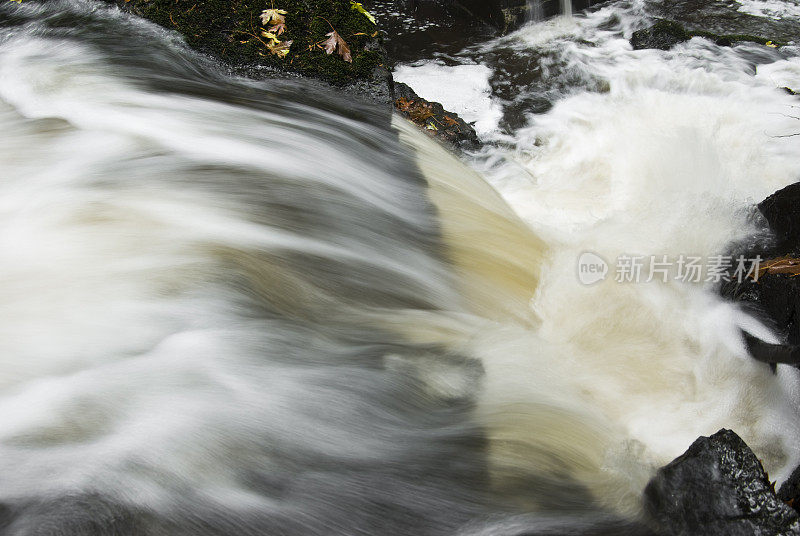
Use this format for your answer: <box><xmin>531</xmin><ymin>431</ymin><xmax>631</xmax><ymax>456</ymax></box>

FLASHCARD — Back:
<box><xmin>1</xmin><ymin>0</ymin><xmax>800</xmax><ymax>534</ymax></box>
<box><xmin>396</xmin><ymin>2</ymin><xmax>800</xmax><ymax>503</ymax></box>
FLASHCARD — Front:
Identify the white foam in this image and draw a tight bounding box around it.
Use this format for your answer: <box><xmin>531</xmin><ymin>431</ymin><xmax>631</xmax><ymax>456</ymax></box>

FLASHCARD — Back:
<box><xmin>736</xmin><ymin>0</ymin><xmax>800</xmax><ymax>21</ymax></box>
<box><xmin>465</xmin><ymin>2</ymin><xmax>800</xmax><ymax>505</ymax></box>
<box><xmin>393</xmin><ymin>62</ymin><xmax>503</xmax><ymax>137</ymax></box>
<box><xmin>757</xmin><ymin>56</ymin><xmax>800</xmax><ymax>89</ymax></box>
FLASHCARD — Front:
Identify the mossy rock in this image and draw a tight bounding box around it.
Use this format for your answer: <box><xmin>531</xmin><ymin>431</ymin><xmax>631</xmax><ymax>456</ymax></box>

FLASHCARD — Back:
<box><xmin>114</xmin><ymin>0</ymin><xmax>385</xmax><ymax>85</ymax></box>
<box><xmin>631</xmin><ymin>19</ymin><xmax>781</xmax><ymax>51</ymax></box>
<box><xmin>630</xmin><ymin>20</ymin><xmax>690</xmax><ymax>50</ymax></box>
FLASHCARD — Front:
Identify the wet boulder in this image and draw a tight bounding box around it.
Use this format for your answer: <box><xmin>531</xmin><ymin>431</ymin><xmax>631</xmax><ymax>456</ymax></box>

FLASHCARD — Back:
<box><xmin>726</xmin><ymin>269</ymin><xmax>800</xmax><ymax>350</ymax></box>
<box><xmin>760</xmin><ymin>183</ymin><xmax>800</xmax><ymax>249</ymax></box>
<box><xmin>392</xmin><ymin>82</ymin><xmax>480</xmax><ymax>149</ymax></box>
<box><xmin>630</xmin><ymin>20</ymin><xmax>691</xmax><ymax>50</ymax></box>
<box><xmin>721</xmin><ymin>182</ymin><xmax>800</xmax><ymax>362</ymax></box>
<box><xmin>631</xmin><ymin>19</ymin><xmax>781</xmax><ymax>50</ymax></box>
<box><xmin>780</xmin><ymin>465</ymin><xmax>800</xmax><ymax>516</ymax></box>
<box><xmin>644</xmin><ymin>429</ymin><xmax>800</xmax><ymax>536</ymax></box>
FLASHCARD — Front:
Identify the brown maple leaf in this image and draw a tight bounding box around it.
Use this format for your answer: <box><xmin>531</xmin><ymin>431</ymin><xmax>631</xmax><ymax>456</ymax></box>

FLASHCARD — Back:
<box><xmin>270</xmin><ymin>22</ymin><xmax>286</xmax><ymax>36</ymax></box>
<box><xmin>443</xmin><ymin>115</ymin><xmax>459</xmax><ymax>127</ymax></box>
<box><xmin>408</xmin><ymin>102</ymin><xmax>434</xmax><ymax>123</ymax></box>
<box><xmin>260</xmin><ymin>9</ymin><xmax>287</xmax><ymax>26</ymax></box>
<box><xmin>268</xmin><ymin>39</ymin><xmax>293</xmax><ymax>58</ymax></box>
<box><xmin>758</xmin><ymin>256</ymin><xmax>800</xmax><ymax>277</ymax></box>
<box><xmin>323</xmin><ymin>30</ymin><xmax>352</xmax><ymax>63</ymax></box>
<box><xmin>394</xmin><ymin>98</ymin><xmax>413</xmax><ymax>112</ymax></box>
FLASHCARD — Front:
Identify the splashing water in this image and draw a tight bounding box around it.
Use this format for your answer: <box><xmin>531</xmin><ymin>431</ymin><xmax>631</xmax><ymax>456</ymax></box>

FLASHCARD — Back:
<box><xmin>1</xmin><ymin>0</ymin><xmax>800</xmax><ymax>534</ymax></box>
<box><xmin>561</xmin><ymin>0</ymin><xmax>573</xmax><ymax>18</ymax></box>
<box><xmin>528</xmin><ymin>0</ymin><xmax>545</xmax><ymax>22</ymax></box>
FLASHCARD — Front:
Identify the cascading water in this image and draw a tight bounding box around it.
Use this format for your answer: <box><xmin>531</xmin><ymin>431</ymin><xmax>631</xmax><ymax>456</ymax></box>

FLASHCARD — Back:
<box><xmin>2</xmin><ymin>0</ymin><xmax>800</xmax><ymax>534</ymax></box>
<box><xmin>528</xmin><ymin>0</ymin><xmax>545</xmax><ymax>22</ymax></box>
<box><xmin>560</xmin><ymin>0</ymin><xmax>572</xmax><ymax>18</ymax></box>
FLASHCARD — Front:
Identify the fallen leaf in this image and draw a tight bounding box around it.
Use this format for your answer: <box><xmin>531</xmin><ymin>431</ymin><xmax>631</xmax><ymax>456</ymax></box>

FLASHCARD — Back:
<box><xmin>443</xmin><ymin>115</ymin><xmax>459</xmax><ymax>127</ymax></box>
<box><xmin>395</xmin><ymin>98</ymin><xmax>413</xmax><ymax>112</ymax></box>
<box><xmin>267</xmin><ymin>39</ymin><xmax>293</xmax><ymax>58</ymax></box>
<box><xmin>758</xmin><ymin>256</ymin><xmax>800</xmax><ymax>277</ymax></box>
<box><xmin>323</xmin><ymin>30</ymin><xmax>352</xmax><ymax>63</ymax></box>
<box><xmin>408</xmin><ymin>103</ymin><xmax>434</xmax><ymax>123</ymax></box>
<box><xmin>395</xmin><ymin>98</ymin><xmax>436</xmax><ymax>123</ymax></box>
<box><xmin>260</xmin><ymin>8</ymin><xmax>287</xmax><ymax>26</ymax></box>
<box><xmin>261</xmin><ymin>31</ymin><xmax>281</xmax><ymax>45</ymax></box>
<box><xmin>350</xmin><ymin>1</ymin><xmax>376</xmax><ymax>25</ymax></box>
<box><xmin>269</xmin><ymin>22</ymin><xmax>286</xmax><ymax>36</ymax></box>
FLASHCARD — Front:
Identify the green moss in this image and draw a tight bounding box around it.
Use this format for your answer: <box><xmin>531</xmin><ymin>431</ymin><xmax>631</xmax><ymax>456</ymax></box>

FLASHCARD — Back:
<box><xmin>633</xmin><ymin>18</ymin><xmax>783</xmax><ymax>51</ymax></box>
<box><xmin>652</xmin><ymin>19</ymin><xmax>691</xmax><ymax>41</ymax></box>
<box><xmin>129</xmin><ymin>0</ymin><xmax>384</xmax><ymax>84</ymax></box>
<box><xmin>690</xmin><ymin>30</ymin><xmax>779</xmax><ymax>47</ymax></box>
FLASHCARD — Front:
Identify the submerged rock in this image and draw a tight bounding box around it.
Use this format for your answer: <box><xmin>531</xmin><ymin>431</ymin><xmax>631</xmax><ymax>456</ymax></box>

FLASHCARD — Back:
<box><xmin>631</xmin><ymin>19</ymin><xmax>781</xmax><ymax>51</ymax></box>
<box><xmin>645</xmin><ymin>429</ymin><xmax>800</xmax><ymax>536</ymax></box>
<box><xmin>631</xmin><ymin>20</ymin><xmax>691</xmax><ymax>50</ymax></box>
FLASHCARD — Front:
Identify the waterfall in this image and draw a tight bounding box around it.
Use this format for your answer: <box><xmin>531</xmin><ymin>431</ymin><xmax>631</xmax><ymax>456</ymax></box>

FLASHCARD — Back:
<box><xmin>528</xmin><ymin>0</ymin><xmax>545</xmax><ymax>22</ymax></box>
<box><xmin>1</xmin><ymin>0</ymin><xmax>800</xmax><ymax>534</ymax></box>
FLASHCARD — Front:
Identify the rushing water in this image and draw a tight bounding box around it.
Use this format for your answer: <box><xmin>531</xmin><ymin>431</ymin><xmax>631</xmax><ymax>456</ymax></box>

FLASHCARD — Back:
<box><xmin>1</xmin><ymin>0</ymin><xmax>800</xmax><ymax>534</ymax></box>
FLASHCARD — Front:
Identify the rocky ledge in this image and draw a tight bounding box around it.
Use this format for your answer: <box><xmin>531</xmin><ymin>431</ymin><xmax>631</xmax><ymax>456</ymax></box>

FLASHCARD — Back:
<box><xmin>103</xmin><ymin>0</ymin><xmax>480</xmax><ymax>148</ymax></box>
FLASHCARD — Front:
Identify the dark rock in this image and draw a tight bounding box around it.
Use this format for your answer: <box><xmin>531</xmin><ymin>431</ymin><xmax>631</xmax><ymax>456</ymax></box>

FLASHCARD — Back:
<box><xmin>720</xmin><ymin>182</ymin><xmax>800</xmax><ymax>363</ymax></box>
<box><xmin>631</xmin><ymin>19</ymin><xmax>781</xmax><ymax>51</ymax></box>
<box><xmin>631</xmin><ymin>20</ymin><xmax>691</xmax><ymax>50</ymax></box>
<box><xmin>760</xmin><ymin>183</ymin><xmax>800</xmax><ymax>249</ymax></box>
<box><xmin>743</xmin><ymin>333</ymin><xmax>800</xmax><ymax>366</ymax></box>
<box><xmin>400</xmin><ymin>0</ymin><xmax>528</xmax><ymax>34</ymax></box>
<box><xmin>451</xmin><ymin>0</ymin><xmax>601</xmax><ymax>34</ymax></box>
<box><xmin>384</xmin><ymin>0</ymin><xmax>605</xmax><ymax>47</ymax></box>
<box><xmin>725</xmin><ymin>270</ymin><xmax>800</xmax><ymax>348</ymax></box>
<box><xmin>645</xmin><ymin>429</ymin><xmax>800</xmax><ymax>536</ymax></box>
<box><xmin>780</xmin><ymin>465</ymin><xmax>800</xmax><ymax>515</ymax></box>
<box><xmin>347</xmin><ymin>66</ymin><xmax>396</xmax><ymax>105</ymax></box>
<box><xmin>370</xmin><ymin>0</ymin><xmax>500</xmax><ymax>63</ymax></box>
<box><xmin>392</xmin><ymin>82</ymin><xmax>480</xmax><ymax>149</ymax></box>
